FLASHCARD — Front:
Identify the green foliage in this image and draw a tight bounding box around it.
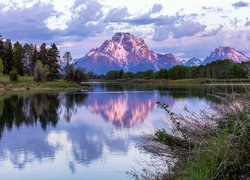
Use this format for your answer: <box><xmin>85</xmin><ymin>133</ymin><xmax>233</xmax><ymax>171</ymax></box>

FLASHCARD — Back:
<box><xmin>87</xmin><ymin>71</ymin><xmax>95</xmax><ymax>79</ymax></box>
<box><xmin>3</xmin><ymin>39</ymin><xmax>13</xmax><ymax>74</ymax></box>
<box><xmin>33</xmin><ymin>60</ymin><xmax>49</xmax><ymax>82</ymax></box>
<box><xmin>47</xmin><ymin>43</ymin><xmax>60</xmax><ymax>81</ymax></box>
<box><xmin>63</xmin><ymin>51</ymin><xmax>73</xmax><ymax>66</ymax></box>
<box><xmin>65</xmin><ymin>65</ymin><xmax>75</xmax><ymax>82</ymax></box>
<box><xmin>153</xmin><ymin>99</ymin><xmax>250</xmax><ymax>179</ymax></box>
<box><xmin>168</xmin><ymin>65</ymin><xmax>189</xmax><ymax>80</ymax></box>
<box><xmin>101</xmin><ymin>59</ymin><xmax>249</xmax><ymax>80</ymax></box>
<box><xmin>0</xmin><ymin>58</ymin><xmax>3</xmax><ymax>75</ymax></box>
<box><xmin>182</xmin><ymin>115</ymin><xmax>250</xmax><ymax>179</ymax></box>
<box><xmin>106</xmin><ymin>70</ymin><xmax>122</xmax><ymax>80</ymax></box>
<box><xmin>0</xmin><ymin>34</ymin><xmax>4</xmax><ymax>59</ymax></box>
<box><xmin>65</xmin><ymin>65</ymin><xmax>87</xmax><ymax>83</ymax></box>
<box><xmin>0</xmin><ymin>34</ymin><xmax>63</xmax><ymax>80</ymax></box>
<box><xmin>154</xmin><ymin>68</ymin><xmax>168</xmax><ymax>79</ymax></box>
<box><xmin>123</xmin><ymin>72</ymin><xmax>135</xmax><ymax>79</ymax></box>
<box><xmin>13</xmin><ymin>41</ymin><xmax>24</xmax><ymax>75</ymax></box>
<box><xmin>229</xmin><ymin>63</ymin><xmax>248</xmax><ymax>78</ymax></box>
<box><xmin>9</xmin><ymin>68</ymin><xmax>18</xmax><ymax>82</ymax></box>
<box><xmin>75</xmin><ymin>67</ymin><xmax>87</xmax><ymax>83</ymax></box>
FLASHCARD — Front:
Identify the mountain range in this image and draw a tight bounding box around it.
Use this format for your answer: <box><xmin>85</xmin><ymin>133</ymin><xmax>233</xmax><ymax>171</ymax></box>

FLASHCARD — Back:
<box><xmin>75</xmin><ymin>32</ymin><xmax>250</xmax><ymax>74</ymax></box>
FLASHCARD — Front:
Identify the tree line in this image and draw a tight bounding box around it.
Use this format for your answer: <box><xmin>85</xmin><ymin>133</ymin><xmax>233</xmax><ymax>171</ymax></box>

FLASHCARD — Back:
<box><xmin>99</xmin><ymin>60</ymin><xmax>249</xmax><ymax>80</ymax></box>
<box><xmin>0</xmin><ymin>34</ymin><xmax>61</xmax><ymax>80</ymax></box>
<box><xmin>0</xmin><ymin>34</ymin><xmax>87</xmax><ymax>82</ymax></box>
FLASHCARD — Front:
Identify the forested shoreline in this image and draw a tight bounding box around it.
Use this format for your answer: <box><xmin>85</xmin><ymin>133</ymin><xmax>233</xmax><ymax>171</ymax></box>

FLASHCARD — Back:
<box><xmin>94</xmin><ymin>59</ymin><xmax>250</xmax><ymax>80</ymax></box>
<box><xmin>1</xmin><ymin>33</ymin><xmax>250</xmax><ymax>86</ymax></box>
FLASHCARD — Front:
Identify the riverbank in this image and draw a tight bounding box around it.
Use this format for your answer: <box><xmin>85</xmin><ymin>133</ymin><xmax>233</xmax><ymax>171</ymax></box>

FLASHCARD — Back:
<box><xmin>89</xmin><ymin>78</ymin><xmax>250</xmax><ymax>85</ymax></box>
<box><xmin>0</xmin><ymin>76</ymin><xmax>90</xmax><ymax>92</ymax></box>
<box><xmin>140</xmin><ymin>93</ymin><xmax>250</xmax><ymax>179</ymax></box>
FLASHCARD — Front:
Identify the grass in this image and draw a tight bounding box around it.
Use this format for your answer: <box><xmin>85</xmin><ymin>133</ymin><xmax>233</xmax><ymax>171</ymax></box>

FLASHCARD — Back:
<box><xmin>0</xmin><ymin>75</ymin><xmax>89</xmax><ymax>92</ymax></box>
<box><xmin>138</xmin><ymin>92</ymin><xmax>250</xmax><ymax>180</ymax></box>
<box><xmin>181</xmin><ymin>113</ymin><xmax>250</xmax><ymax>179</ymax></box>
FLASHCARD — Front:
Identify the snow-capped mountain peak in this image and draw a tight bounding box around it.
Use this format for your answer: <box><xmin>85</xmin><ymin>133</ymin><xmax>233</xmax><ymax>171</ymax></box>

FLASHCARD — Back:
<box><xmin>76</xmin><ymin>32</ymin><xmax>179</xmax><ymax>74</ymax></box>
<box><xmin>182</xmin><ymin>57</ymin><xmax>202</xmax><ymax>66</ymax></box>
<box><xmin>203</xmin><ymin>46</ymin><xmax>249</xmax><ymax>64</ymax></box>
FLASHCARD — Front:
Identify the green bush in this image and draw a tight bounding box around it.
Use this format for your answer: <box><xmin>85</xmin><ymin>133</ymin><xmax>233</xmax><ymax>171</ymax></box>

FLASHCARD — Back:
<box><xmin>65</xmin><ymin>65</ymin><xmax>75</xmax><ymax>82</ymax></box>
<box><xmin>9</xmin><ymin>69</ymin><xmax>18</xmax><ymax>82</ymax></box>
<box><xmin>75</xmin><ymin>67</ymin><xmax>87</xmax><ymax>83</ymax></box>
<box><xmin>34</xmin><ymin>61</ymin><xmax>49</xmax><ymax>82</ymax></box>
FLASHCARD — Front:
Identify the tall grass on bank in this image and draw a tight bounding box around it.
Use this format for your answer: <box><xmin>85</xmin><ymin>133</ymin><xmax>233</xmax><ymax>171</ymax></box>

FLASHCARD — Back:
<box><xmin>129</xmin><ymin>90</ymin><xmax>250</xmax><ymax>179</ymax></box>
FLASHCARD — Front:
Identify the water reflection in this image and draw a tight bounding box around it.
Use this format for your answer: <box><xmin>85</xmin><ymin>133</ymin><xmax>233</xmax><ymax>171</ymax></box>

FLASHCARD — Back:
<box><xmin>0</xmin><ymin>85</ymin><xmax>217</xmax><ymax>179</ymax></box>
<box><xmin>85</xmin><ymin>92</ymin><xmax>156</xmax><ymax>128</ymax></box>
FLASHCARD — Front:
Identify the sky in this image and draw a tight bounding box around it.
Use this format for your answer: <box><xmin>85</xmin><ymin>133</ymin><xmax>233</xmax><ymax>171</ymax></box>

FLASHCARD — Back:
<box><xmin>0</xmin><ymin>0</ymin><xmax>250</xmax><ymax>59</ymax></box>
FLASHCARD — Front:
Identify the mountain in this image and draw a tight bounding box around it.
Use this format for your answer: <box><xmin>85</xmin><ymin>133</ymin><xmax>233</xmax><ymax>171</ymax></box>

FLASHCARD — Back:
<box><xmin>203</xmin><ymin>47</ymin><xmax>249</xmax><ymax>65</ymax></box>
<box><xmin>75</xmin><ymin>32</ymin><xmax>179</xmax><ymax>74</ymax></box>
<box><xmin>181</xmin><ymin>57</ymin><xmax>202</xmax><ymax>67</ymax></box>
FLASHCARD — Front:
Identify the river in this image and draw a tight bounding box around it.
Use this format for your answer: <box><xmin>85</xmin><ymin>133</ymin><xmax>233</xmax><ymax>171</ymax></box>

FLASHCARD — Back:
<box><xmin>0</xmin><ymin>83</ymin><xmax>223</xmax><ymax>179</ymax></box>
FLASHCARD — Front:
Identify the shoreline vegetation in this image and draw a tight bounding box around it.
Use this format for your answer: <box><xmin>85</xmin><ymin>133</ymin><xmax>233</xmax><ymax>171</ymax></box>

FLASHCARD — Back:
<box><xmin>2</xmin><ymin>77</ymin><xmax>250</xmax><ymax>92</ymax></box>
<box><xmin>90</xmin><ymin>78</ymin><xmax>250</xmax><ymax>85</ymax></box>
<box><xmin>0</xmin><ymin>76</ymin><xmax>89</xmax><ymax>92</ymax></box>
<box><xmin>1</xmin><ymin>76</ymin><xmax>250</xmax><ymax>92</ymax></box>
<box><xmin>128</xmin><ymin>92</ymin><xmax>250</xmax><ymax>179</ymax></box>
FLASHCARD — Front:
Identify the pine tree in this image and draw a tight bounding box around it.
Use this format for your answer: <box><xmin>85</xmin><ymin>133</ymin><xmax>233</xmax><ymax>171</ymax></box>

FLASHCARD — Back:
<box><xmin>0</xmin><ymin>34</ymin><xmax>4</xmax><ymax>76</ymax></box>
<box><xmin>13</xmin><ymin>41</ymin><xmax>24</xmax><ymax>75</ymax></box>
<box><xmin>32</xmin><ymin>45</ymin><xmax>38</xmax><ymax>75</ymax></box>
<box><xmin>47</xmin><ymin>43</ymin><xmax>60</xmax><ymax>80</ymax></box>
<box><xmin>38</xmin><ymin>43</ymin><xmax>48</xmax><ymax>65</ymax></box>
<box><xmin>23</xmin><ymin>43</ymin><xmax>36</xmax><ymax>76</ymax></box>
<box><xmin>63</xmin><ymin>51</ymin><xmax>73</xmax><ymax>66</ymax></box>
<box><xmin>0</xmin><ymin>34</ymin><xmax>4</xmax><ymax>59</ymax></box>
<box><xmin>3</xmin><ymin>39</ymin><xmax>13</xmax><ymax>74</ymax></box>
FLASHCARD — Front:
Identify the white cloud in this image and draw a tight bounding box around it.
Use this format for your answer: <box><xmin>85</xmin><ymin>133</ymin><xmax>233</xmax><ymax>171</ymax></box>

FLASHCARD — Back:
<box><xmin>0</xmin><ymin>0</ymin><xmax>249</xmax><ymax>58</ymax></box>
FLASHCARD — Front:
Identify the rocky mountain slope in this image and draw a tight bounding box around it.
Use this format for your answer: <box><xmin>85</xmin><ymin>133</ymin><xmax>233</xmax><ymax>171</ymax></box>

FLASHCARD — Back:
<box><xmin>181</xmin><ymin>57</ymin><xmax>202</xmax><ymax>67</ymax></box>
<box><xmin>75</xmin><ymin>32</ymin><xmax>179</xmax><ymax>74</ymax></box>
<box><xmin>203</xmin><ymin>47</ymin><xmax>249</xmax><ymax>65</ymax></box>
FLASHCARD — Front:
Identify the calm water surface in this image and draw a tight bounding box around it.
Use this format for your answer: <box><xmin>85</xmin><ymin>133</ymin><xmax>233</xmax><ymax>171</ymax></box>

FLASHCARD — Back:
<box><xmin>0</xmin><ymin>84</ymin><xmax>217</xmax><ymax>179</ymax></box>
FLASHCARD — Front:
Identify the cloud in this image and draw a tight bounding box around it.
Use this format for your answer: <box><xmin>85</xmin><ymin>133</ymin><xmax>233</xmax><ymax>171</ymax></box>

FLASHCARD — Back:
<box><xmin>201</xmin><ymin>25</ymin><xmax>224</xmax><ymax>37</ymax></box>
<box><xmin>150</xmin><ymin>4</ymin><xmax>163</xmax><ymax>14</ymax></box>
<box><xmin>104</xmin><ymin>7</ymin><xmax>130</xmax><ymax>22</ymax></box>
<box><xmin>230</xmin><ymin>17</ymin><xmax>241</xmax><ymax>27</ymax></box>
<box><xmin>62</xmin><ymin>0</ymin><xmax>105</xmax><ymax>39</ymax></box>
<box><xmin>246</xmin><ymin>21</ymin><xmax>250</xmax><ymax>26</ymax></box>
<box><xmin>0</xmin><ymin>0</ymin><xmax>107</xmax><ymax>44</ymax></box>
<box><xmin>0</xmin><ymin>3</ymin><xmax>58</xmax><ymax>43</ymax></box>
<box><xmin>232</xmin><ymin>1</ymin><xmax>249</xmax><ymax>8</ymax></box>
<box><xmin>202</xmin><ymin>6</ymin><xmax>223</xmax><ymax>13</ymax></box>
<box><xmin>149</xmin><ymin>28</ymin><xmax>250</xmax><ymax>59</ymax></box>
<box><xmin>153</xmin><ymin>21</ymin><xmax>206</xmax><ymax>41</ymax></box>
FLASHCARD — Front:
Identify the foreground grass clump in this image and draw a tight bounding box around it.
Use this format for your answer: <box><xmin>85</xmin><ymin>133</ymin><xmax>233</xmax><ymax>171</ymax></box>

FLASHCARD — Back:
<box><xmin>132</xmin><ymin>93</ymin><xmax>250</xmax><ymax>180</ymax></box>
<box><xmin>182</xmin><ymin>114</ymin><xmax>250</xmax><ymax>179</ymax></box>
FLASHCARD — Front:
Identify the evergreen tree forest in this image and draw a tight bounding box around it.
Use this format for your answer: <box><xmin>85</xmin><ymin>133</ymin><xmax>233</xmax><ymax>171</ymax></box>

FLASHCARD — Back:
<box><xmin>0</xmin><ymin>34</ymin><xmax>60</xmax><ymax>81</ymax></box>
<box><xmin>102</xmin><ymin>60</ymin><xmax>250</xmax><ymax>80</ymax></box>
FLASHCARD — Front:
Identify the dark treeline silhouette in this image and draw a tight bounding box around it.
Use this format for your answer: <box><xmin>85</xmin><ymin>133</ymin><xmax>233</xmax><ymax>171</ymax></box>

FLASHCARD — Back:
<box><xmin>0</xmin><ymin>34</ymin><xmax>60</xmax><ymax>80</ymax></box>
<box><xmin>95</xmin><ymin>60</ymin><xmax>250</xmax><ymax>80</ymax></box>
<box><xmin>0</xmin><ymin>93</ymin><xmax>88</xmax><ymax>139</ymax></box>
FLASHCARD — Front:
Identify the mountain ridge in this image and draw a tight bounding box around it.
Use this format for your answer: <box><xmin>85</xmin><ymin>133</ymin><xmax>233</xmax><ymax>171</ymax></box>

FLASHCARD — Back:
<box><xmin>75</xmin><ymin>32</ymin><xmax>179</xmax><ymax>74</ymax></box>
<box><xmin>203</xmin><ymin>47</ymin><xmax>249</xmax><ymax>65</ymax></box>
<box><xmin>75</xmin><ymin>33</ymin><xmax>249</xmax><ymax>74</ymax></box>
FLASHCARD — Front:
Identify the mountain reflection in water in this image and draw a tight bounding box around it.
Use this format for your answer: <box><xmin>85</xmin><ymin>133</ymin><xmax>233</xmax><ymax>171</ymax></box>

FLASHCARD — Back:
<box><xmin>0</xmin><ymin>86</ymin><xmax>216</xmax><ymax>179</ymax></box>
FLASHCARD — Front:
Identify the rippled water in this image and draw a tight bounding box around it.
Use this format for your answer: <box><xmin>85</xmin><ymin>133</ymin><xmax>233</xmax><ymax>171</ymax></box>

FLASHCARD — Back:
<box><xmin>0</xmin><ymin>84</ymin><xmax>217</xmax><ymax>179</ymax></box>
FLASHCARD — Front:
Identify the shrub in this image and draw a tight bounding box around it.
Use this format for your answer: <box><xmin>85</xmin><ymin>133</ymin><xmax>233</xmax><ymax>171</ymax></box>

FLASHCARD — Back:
<box><xmin>65</xmin><ymin>65</ymin><xmax>75</xmax><ymax>82</ymax></box>
<box><xmin>74</xmin><ymin>67</ymin><xmax>87</xmax><ymax>83</ymax></box>
<box><xmin>9</xmin><ymin>69</ymin><xmax>18</xmax><ymax>82</ymax></box>
<box><xmin>34</xmin><ymin>61</ymin><xmax>49</xmax><ymax>82</ymax></box>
